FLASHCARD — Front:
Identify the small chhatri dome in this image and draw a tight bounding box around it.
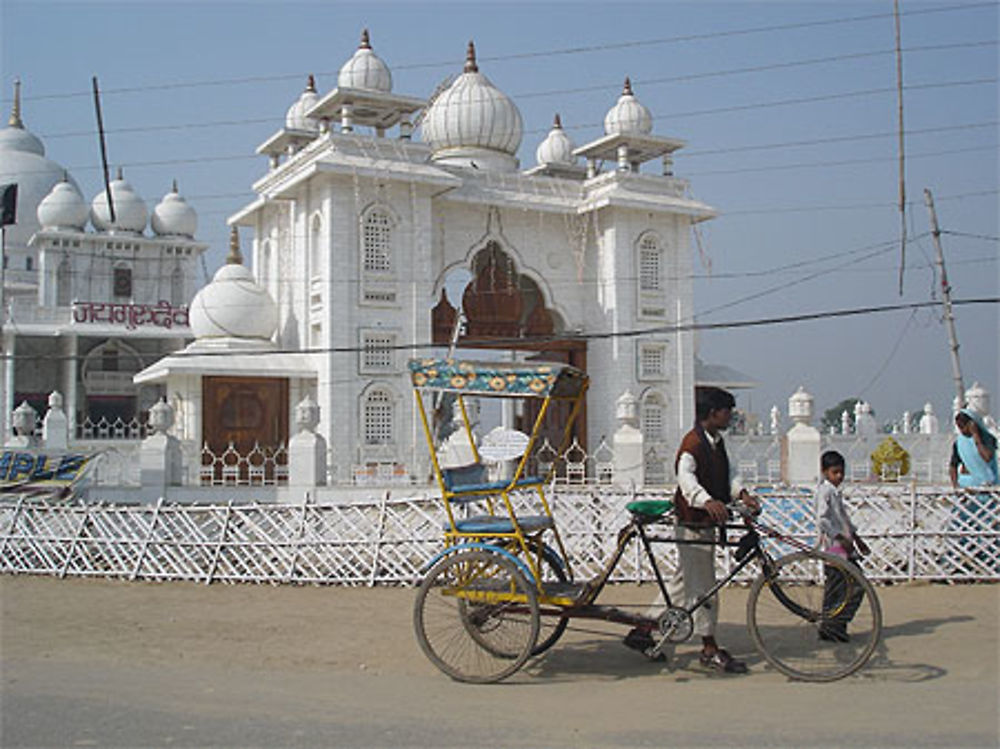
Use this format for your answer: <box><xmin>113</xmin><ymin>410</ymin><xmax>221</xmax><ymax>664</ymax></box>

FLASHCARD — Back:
<box><xmin>604</xmin><ymin>76</ymin><xmax>653</xmax><ymax>136</ymax></box>
<box><xmin>37</xmin><ymin>175</ymin><xmax>88</xmax><ymax>230</ymax></box>
<box><xmin>337</xmin><ymin>29</ymin><xmax>393</xmax><ymax>93</ymax></box>
<box><xmin>90</xmin><ymin>167</ymin><xmax>148</xmax><ymax>234</ymax></box>
<box><xmin>285</xmin><ymin>74</ymin><xmax>321</xmax><ymax>132</ymax></box>
<box><xmin>421</xmin><ymin>40</ymin><xmax>523</xmax><ymax>170</ymax></box>
<box><xmin>535</xmin><ymin>113</ymin><xmax>577</xmax><ymax>166</ymax></box>
<box><xmin>151</xmin><ymin>180</ymin><xmax>198</xmax><ymax>237</ymax></box>
<box><xmin>189</xmin><ymin>226</ymin><xmax>278</xmax><ymax>341</ymax></box>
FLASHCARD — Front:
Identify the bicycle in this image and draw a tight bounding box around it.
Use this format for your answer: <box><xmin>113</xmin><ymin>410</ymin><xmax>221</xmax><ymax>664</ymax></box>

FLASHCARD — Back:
<box><xmin>414</xmin><ymin>498</ymin><xmax>882</xmax><ymax>683</ymax></box>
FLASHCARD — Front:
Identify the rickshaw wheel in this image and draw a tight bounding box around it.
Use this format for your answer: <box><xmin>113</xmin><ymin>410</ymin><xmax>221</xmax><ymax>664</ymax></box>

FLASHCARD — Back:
<box><xmin>414</xmin><ymin>549</ymin><xmax>540</xmax><ymax>683</ymax></box>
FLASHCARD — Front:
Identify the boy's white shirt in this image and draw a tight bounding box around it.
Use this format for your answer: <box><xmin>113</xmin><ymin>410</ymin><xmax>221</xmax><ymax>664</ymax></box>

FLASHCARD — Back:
<box><xmin>815</xmin><ymin>477</ymin><xmax>857</xmax><ymax>547</ymax></box>
<box><xmin>677</xmin><ymin>429</ymin><xmax>746</xmax><ymax>509</ymax></box>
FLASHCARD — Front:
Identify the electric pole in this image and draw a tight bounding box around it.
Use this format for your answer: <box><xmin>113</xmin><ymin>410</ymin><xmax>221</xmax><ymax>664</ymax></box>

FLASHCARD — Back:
<box><xmin>923</xmin><ymin>188</ymin><xmax>965</xmax><ymax>409</ymax></box>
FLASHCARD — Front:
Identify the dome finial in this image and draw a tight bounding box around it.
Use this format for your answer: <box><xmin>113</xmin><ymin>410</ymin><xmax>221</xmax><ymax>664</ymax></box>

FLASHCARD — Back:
<box><xmin>306</xmin><ymin>73</ymin><xmax>316</xmax><ymax>92</ymax></box>
<box><xmin>116</xmin><ymin>166</ymin><xmax>123</xmax><ymax>180</ymax></box>
<box><xmin>171</xmin><ymin>178</ymin><xmax>178</xmax><ymax>193</ymax></box>
<box><xmin>360</xmin><ymin>28</ymin><xmax>371</xmax><ymax>49</ymax></box>
<box><xmin>464</xmin><ymin>40</ymin><xmax>478</xmax><ymax>73</ymax></box>
<box><xmin>553</xmin><ymin>113</ymin><xmax>562</xmax><ymax>129</ymax></box>
<box><xmin>623</xmin><ymin>76</ymin><xmax>633</xmax><ymax>95</ymax></box>
<box><xmin>227</xmin><ymin>226</ymin><xmax>243</xmax><ymax>265</ymax></box>
<box><xmin>8</xmin><ymin>77</ymin><xmax>23</xmax><ymax>128</ymax></box>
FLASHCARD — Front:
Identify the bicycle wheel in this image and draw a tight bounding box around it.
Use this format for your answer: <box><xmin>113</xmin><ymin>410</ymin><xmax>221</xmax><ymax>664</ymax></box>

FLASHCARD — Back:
<box><xmin>747</xmin><ymin>551</ymin><xmax>882</xmax><ymax>681</ymax></box>
<box><xmin>414</xmin><ymin>549</ymin><xmax>539</xmax><ymax>683</ymax></box>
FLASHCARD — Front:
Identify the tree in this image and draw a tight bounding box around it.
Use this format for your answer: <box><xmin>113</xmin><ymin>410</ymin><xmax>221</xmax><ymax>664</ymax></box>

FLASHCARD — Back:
<box><xmin>822</xmin><ymin>398</ymin><xmax>863</xmax><ymax>433</ymax></box>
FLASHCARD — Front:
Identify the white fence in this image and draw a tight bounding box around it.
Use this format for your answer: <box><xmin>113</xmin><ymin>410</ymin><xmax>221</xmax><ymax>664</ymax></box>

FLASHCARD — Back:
<box><xmin>1</xmin><ymin>486</ymin><xmax>996</xmax><ymax>585</ymax></box>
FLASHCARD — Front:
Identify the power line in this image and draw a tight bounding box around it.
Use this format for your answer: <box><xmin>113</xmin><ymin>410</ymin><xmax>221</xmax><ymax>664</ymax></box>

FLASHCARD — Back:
<box><xmin>11</xmin><ymin>2</ymin><xmax>994</xmax><ymax>104</ymax></box>
<box><xmin>4</xmin><ymin>297</ymin><xmax>995</xmax><ymax>363</ymax></box>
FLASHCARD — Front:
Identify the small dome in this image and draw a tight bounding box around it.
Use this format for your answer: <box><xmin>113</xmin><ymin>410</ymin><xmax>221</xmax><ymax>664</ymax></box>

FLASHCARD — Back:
<box><xmin>90</xmin><ymin>168</ymin><xmax>148</xmax><ymax>234</ymax></box>
<box><xmin>535</xmin><ymin>114</ymin><xmax>576</xmax><ymax>166</ymax></box>
<box><xmin>37</xmin><ymin>177</ymin><xmax>88</xmax><ymax>230</ymax></box>
<box><xmin>151</xmin><ymin>181</ymin><xmax>197</xmax><ymax>237</ymax></box>
<box><xmin>604</xmin><ymin>77</ymin><xmax>653</xmax><ymax>136</ymax></box>
<box><xmin>189</xmin><ymin>228</ymin><xmax>278</xmax><ymax>341</ymax></box>
<box><xmin>285</xmin><ymin>75</ymin><xmax>321</xmax><ymax>132</ymax></box>
<box><xmin>421</xmin><ymin>41</ymin><xmax>523</xmax><ymax>166</ymax></box>
<box><xmin>338</xmin><ymin>29</ymin><xmax>392</xmax><ymax>93</ymax></box>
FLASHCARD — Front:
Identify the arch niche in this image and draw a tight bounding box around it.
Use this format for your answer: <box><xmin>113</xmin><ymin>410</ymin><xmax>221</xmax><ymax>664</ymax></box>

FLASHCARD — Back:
<box><xmin>431</xmin><ymin>240</ymin><xmax>587</xmax><ymax>450</ymax></box>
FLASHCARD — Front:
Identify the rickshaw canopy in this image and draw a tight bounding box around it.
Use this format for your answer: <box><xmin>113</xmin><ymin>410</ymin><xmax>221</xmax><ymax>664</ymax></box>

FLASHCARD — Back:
<box><xmin>408</xmin><ymin>358</ymin><xmax>588</xmax><ymax>399</ymax></box>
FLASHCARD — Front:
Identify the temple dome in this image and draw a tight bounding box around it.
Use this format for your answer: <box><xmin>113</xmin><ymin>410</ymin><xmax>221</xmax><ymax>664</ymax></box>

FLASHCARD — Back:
<box><xmin>37</xmin><ymin>178</ymin><xmax>88</xmax><ymax>231</ymax></box>
<box><xmin>189</xmin><ymin>228</ymin><xmax>277</xmax><ymax>341</ymax></box>
<box><xmin>285</xmin><ymin>75</ymin><xmax>321</xmax><ymax>131</ymax></box>
<box><xmin>604</xmin><ymin>77</ymin><xmax>653</xmax><ymax>136</ymax></box>
<box><xmin>421</xmin><ymin>41</ymin><xmax>523</xmax><ymax>170</ymax></box>
<box><xmin>0</xmin><ymin>79</ymin><xmax>80</xmax><ymax>248</ymax></box>
<box><xmin>535</xmin><ymin>114</ymin><xmax>576</xmax><ymax>166</ymax></box>
<box><xmin>90</xmin><ymin>169</ymin><xmax>148</xmax><ymax>234</ymax></box>
<box><xmin>338</xmin><ymin>30</ymin><xmax>392</xmax><ymax>93</ymax></box>
<box><xmin>151</xmin><ymin>181</ymin><xmax>197</xmax><ymax>237</ymax></box>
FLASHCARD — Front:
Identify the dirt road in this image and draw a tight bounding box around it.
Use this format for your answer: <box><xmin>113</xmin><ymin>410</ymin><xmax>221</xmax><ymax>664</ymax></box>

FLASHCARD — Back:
<box><xmin>1</xmin><ymin>576</ymin><xmax>997</xmax><ymax>748</ymax></box>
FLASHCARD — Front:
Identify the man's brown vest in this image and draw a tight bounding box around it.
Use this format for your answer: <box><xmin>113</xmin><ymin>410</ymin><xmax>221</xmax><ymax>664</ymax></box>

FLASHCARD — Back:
<box><xmin>673</xmin><ymin>424</ymin><xmax>732</xmax><ymax>525</ymax></box>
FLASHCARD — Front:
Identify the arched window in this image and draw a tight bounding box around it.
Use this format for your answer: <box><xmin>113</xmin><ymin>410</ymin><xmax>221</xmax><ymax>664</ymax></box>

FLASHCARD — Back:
<box><xmin>363</xmin><ymin>387</ymin><xmax>394</xmax><ymax>445</ymax></box>
<box><xmin>56</xmin><ymin>255</ymin><xmax>72</xmax><ymax>306</ymax></box>
<box><xmin>362</xmin><ymin>209</ymin><xmax>392</xmax><ymax>273</ymax></box>
<box><xmin>638</xmin><ymin>234</ymin><xmax>661</xmax><ymax>292</ymax></box>
<box><xmin>170</xmin><ymin>263</ymin><xmax>184</xmax><ymax>306</ymax></box>
<box><xmin>310</xmin><ymin>214</ymin><xmax>323</xmax><ymax>276</ymax></box>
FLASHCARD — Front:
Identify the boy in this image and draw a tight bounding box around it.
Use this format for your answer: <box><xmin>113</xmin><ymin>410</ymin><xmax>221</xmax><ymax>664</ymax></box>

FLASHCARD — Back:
<box><xmin>815</xmin><ymin>450</ymin><xmax>869</xmax><ymax>642</ymax></box>
<box><xmin>624</xmin><ymin>386</ymin><xmax>759</xmax><ymax>673</ymax></box>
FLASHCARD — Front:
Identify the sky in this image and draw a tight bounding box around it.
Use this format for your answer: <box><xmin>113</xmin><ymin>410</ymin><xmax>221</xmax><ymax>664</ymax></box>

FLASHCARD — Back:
<box><xmin>2</xmin><ymin>0</ymin><xmax>997</xmax><ymax>428</ymax></box>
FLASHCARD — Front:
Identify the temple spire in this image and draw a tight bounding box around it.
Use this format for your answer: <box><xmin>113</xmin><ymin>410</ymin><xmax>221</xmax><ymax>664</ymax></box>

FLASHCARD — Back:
<box><xmin>227</xmin><ymin>226</ymin><xmax>243</xmax><ymax>265</ymax></box>
<box><xmin>553</xmin><ymin>113</ymin><xmax>562</xmax><ymax>129</ymax></box>
<box><xmin>306</xmin><ymin>73</ymin><xmax>316</xmax><ymax>93</ymax></box>
<box><xmin>360</xmin><ymin>28</ymin><xmax>371</xmax><ymax>49</ymax></box>
<box><xmin>464</xmin><ymin>40</ymin><xmax>478</xmax><ymax>73</ymax></box>
<box><xmin>623</xmin><ymin>76</ymin><xmax>633</xmax><ymax>96</ymax></box>
<box><xmin>8</xmin><ymin>78</ymin><xmax>23</xmax><ymax>128</ymax></box>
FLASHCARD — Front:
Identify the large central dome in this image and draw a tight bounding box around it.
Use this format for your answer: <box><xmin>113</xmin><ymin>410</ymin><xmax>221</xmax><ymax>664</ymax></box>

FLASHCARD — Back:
<box><xmin>421</xmin><ymin>42</ymin><xmax>523</xmax><ymax>171</ymax></box>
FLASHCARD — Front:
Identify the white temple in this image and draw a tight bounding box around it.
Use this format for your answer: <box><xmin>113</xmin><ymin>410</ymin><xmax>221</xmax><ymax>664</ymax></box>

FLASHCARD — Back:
<box><xmin>135</xmin><ymin>32</ymin><xmax>718</xmax><ymax>483</ymax></box>
<box><xmin>0</xmin><ymin>80</ymin><xmax>207</xmax><ymax>440</ymax></box>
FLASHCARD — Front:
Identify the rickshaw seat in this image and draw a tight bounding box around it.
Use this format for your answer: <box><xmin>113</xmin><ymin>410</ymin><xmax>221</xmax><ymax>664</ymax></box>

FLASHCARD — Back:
<box><xmin>447</xmin><ymin>514</ymin><xmax>555</xmax><ymax>534</ymax></box>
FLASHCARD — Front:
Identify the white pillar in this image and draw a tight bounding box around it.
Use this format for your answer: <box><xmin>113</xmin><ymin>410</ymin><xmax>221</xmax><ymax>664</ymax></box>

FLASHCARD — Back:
<box><xmin>613</xmin><ymin>390</ymin><xmax>644</xmax><ymax>488</ymax></box>
<box><xmin>42</xmin><ymin>391</ymin><xmax>69</xmax><ymax>449</ymax></box>
<box><xmin>288</xmin><ymin>394</ymin><xmax>327</xmax><ymax>494</ymax></box>
<box><xmin>785</xmin><ymin>386</ymin><xmax>820</xmax><ymax>485</ymax></box>
<box><xmin>140</xmin><ymin>398</ymin><xmax>183</xmax><ymax>498</ymax></box>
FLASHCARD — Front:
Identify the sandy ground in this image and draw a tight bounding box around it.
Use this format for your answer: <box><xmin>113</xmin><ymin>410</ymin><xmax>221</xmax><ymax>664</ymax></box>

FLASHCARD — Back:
<box><xmin>1</xmin><ymin>575</ymin><xmax>997</xmax><ymax>749</ymax></box>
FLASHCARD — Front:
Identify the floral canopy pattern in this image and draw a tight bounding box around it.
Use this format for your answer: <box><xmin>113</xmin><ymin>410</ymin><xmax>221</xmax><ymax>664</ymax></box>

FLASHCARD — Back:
<box><xmin>408</xmin><ymin>358</ymin><xmax>588</xmax><ymax>399</ymax></box>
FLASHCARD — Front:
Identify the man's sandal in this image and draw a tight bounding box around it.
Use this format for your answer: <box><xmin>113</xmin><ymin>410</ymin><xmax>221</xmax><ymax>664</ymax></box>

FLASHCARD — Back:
<box><xmin>699</xmin><ymin>648</ymin><xmax>748</xmax><ymax>674</ymax></box>
<box><xmin>623</xmin><ymin>627</ymin><xmax>667</xmax><ymax>662</ymax></box>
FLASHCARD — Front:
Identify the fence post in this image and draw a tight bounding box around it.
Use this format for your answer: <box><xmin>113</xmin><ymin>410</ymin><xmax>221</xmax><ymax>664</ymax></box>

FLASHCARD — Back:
<box><xmin>205</xmin><ymin>501</ymin><xmax>233</xmax><ymax>585</ymax></box>
<box><xmin>132</xmin><ymin>497</ymin><xmax>164</xmax><ymax>581</ymax></box>
<box><xmin>284</xmin><ymin>493</ymin><xmax>310</xmax><ymax>584</ymax></box>
<box><xmin>908</xmin><ymin>482</ymin><xmax>917</xmax><ymax>582</ymax></box>
<box><xmin>369</xmin><ymin>491</ymin><xmax>390</xmax><ymax>587</ymax></box>
<box><xmin>59</xmin><ymin>503</ymin><xmax>91</xmax><ymax>579</ymax></box>
<box><xmin>0</xmin><ymin>496</ymin><xmax>26</xmax><ymax>571</ymax></box>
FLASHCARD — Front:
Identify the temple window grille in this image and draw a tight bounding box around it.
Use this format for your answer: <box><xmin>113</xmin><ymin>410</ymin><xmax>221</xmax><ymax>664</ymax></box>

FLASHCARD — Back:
<box><xmin>170</xmin><ymin>264</ymin><xmax>184</xmax><ymax>307</ymax></box>
<box><xmin>639</xmin><ymin>343</ymin><xmax>666</xmax><ymax>380</ymax></box>
<box><xmin>361</xmin><ymin>332</ymin><xmax>395</xmax><ymax>372</ymax></box>
<box><xmin>641</xmin><ymin>395</ymin><xmax>665</xmax><ymax>441</ymax></box>
<box><xmin>363</xmin><ymin>211</ymin><xmax>392</xmax><ymax>273</ymax></box>
<box><xmin>363</xmin><ymin>389</ymin><xmax>394</xmax><ymax>445</ymax></box>
<box><xmin>639</xmin><ymin>235</ymin><xmax>661</xmax><ymax>292</ymax></box>
<box><xmin>113</xmin><ymin>265</ymin><xmax>132</xmax><ymax>299</ymax></box>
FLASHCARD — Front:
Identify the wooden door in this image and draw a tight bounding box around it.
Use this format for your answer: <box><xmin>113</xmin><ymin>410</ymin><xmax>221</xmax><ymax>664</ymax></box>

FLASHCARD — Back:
<box><xmin>202</xmin><ymin>376</ymin><xmax>288</xmax><ymax>482</ymax></box>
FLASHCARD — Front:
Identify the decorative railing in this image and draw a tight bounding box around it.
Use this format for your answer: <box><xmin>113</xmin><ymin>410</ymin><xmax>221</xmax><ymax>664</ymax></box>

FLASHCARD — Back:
<box><xmin>1</xmin><ymin>486</ymin><xmax>996</xmax><ymax>585</ymax></box>
<box><xmin>198</xmin><ymin>443</ymin><xmax>288</xmax><ymax>486</ymax></box>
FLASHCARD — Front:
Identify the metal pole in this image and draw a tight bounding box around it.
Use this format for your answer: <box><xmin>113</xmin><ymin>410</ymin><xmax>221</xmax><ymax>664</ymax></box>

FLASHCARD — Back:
<box><xmin>92</xmin><ymin>77</ymin><xmax>116</xmax><ymax>225</ymax></box>
<box><xmin>923</xmin><ymin>188</ymin><xmax>965</xmax><ymax>408</ymax></box>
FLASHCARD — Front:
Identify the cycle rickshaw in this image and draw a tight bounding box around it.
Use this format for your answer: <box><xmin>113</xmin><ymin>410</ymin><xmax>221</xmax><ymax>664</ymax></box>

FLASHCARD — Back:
<box><xmin>409</xmin><ymin>357</ymin><xmax>882</xmax><ymax>683</ymax></box>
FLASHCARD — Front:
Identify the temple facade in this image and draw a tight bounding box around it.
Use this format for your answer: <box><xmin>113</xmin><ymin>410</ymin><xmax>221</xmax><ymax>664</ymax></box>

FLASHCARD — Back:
<box><xmin>136</xmin><ymin>32</ymin><xmax>717</xmax><ymax>484</ymax></box>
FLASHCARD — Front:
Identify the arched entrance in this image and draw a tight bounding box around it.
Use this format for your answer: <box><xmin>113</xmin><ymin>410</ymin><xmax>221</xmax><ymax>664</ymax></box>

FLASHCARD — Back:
<box><xmin>432</xmin><ymin>241</ymin><xmax>587</xmax><ymax>451</ymax></box>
